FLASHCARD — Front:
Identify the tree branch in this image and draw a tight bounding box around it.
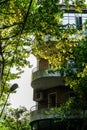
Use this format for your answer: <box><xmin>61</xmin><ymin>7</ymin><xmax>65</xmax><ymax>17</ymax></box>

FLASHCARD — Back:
<box><xmin>21</xmin><ymin>0</ymin><xmax>33</xmax><ymax>32</ymax></box>
<box><xmin>0</xmin><ymin>0</ymin><xmax>9</xmax><ymax>4</ymax></box>
<box><xmin>0</xmin><ymin>0</ymin><xmax>33</xmax><ymax>99</ymax></box>
<box><xmin>0</xmin><ymin>33</ymin><xmax>20</xmax><ymax>40</ymax></box>
<box><xmin>0</xmin><ymin>22</ymin><xmax>23</xmax><ymax>30</ymax></box>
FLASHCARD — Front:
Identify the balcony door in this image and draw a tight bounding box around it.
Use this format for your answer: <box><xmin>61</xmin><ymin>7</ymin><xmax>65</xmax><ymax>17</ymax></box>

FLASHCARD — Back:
<box><xmin>48</xmin><ymin>92</ymin><xmax>57</xmax><ymax>108</ymax></box>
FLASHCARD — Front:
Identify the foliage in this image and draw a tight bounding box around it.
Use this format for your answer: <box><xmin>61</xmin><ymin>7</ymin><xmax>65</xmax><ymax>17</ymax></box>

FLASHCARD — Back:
<box><xmin>65</xmin><ymin>35</ymin><xmax>87</xmax><ymax>109</ymax></box>
<box><xmin>31</xmin><ymin>0</ymin><xmax>85</xmax><ymax>67</ymax></box>
<box><xmin>0</xmin><ymin>119</ymin><xmax>9</xmax><ymax>130</ymax></box>
<box><xmin>31</xmin><ymin>0</ymin><xmax>87</xmax><ymax>110</ymax></box>
<box><xmin>0</xmin><ymin>106</ymin><xmax>31</xmax><ymax>130</ymax></box>
<box><xmin>0</xmin><ymin>0</ymin><xmax>87</xmax><ymax>129</ymax></box>
<box><xmin>0</xmin><ymin>0</ymin><xmax>35</xmax><ymax>105</ymax></box>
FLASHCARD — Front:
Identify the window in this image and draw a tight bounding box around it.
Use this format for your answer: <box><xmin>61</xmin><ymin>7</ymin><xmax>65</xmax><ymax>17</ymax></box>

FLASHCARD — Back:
<box><xmin>48</xmin><ymin>92</ymin><xmax>57</xmax><ymax>108</ymax></box>
<box><xmin>63</xmin><ymin>13</ymin><xmax>75</xmax><ymax>26</ymax></box>
<box><xmin>75</xmin><ymin>16</ymin><xmax>82</xmax><ymax>30</ymax></box>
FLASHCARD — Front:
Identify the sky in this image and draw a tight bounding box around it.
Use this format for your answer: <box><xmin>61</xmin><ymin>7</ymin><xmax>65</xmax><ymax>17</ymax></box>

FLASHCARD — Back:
<box><xmin>9</xmin><ymin>55</ymin><xmax>37</xmax><ymax>111</ymax></box>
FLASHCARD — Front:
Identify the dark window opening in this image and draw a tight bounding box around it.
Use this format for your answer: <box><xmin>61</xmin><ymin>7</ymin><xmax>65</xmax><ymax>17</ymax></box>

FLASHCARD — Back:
<box><xmin>76</xmin><ymin>16</ymin><xmax>82</xmax><ymax>30</ymax></box>
<box><xmin>48</xmin><ymin>93</ymin><xmax>57</xmax><ymax>108</ymax></box>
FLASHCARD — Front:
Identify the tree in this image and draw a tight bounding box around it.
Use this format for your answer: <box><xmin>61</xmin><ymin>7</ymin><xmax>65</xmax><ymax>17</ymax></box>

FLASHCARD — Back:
<box><xmin>30</xmin><ymin>2</ymin><xmax>87</xmax><ymax>129</ymax></box>
<box><xmin>0</xmin><ymin>0</ymin><xmax>35</xmax><ymax>104</ymax></box>
<box><xmin>0</xmin><ymin>0</ymin><xmax>86</xmax><ymax>97</ymax></box>
<box><xmin>0</xmin><ymin>106</ymin><xmax>31</xmax><ymax>130</ymax></box>
<box><xmin>0</xmin><ymin>0</ymin><xmax>87</xmax><ymax>129</ymax></box>
<box><xmin>31</xmin><ymin>0</ymin><xmax>87</xmax><ymax>110</ymax></box>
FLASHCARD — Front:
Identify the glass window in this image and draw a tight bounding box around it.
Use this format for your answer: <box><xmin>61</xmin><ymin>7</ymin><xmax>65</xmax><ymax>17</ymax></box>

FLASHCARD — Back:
<box><xmin>75</xmin><ymin>16</ymin><xmax>82</xmax><ymax>30</ymax></box>
<box><xmin>48</xmin><ymin>92</ymin><xmax>57</xmax><ymax>108</ymax></box>
<box><xmin>63</xmin><ymin>13</ymin><xmax>75</xmax><ymax>26</ymax></box>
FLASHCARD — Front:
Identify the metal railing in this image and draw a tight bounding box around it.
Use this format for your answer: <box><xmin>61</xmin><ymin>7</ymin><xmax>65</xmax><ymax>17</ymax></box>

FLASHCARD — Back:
<box><xmin>32</xmin><ymin>66</ymin><xmax>51</xmax><ymax>73</ymax></box>
<box><xmin>30</xmin><ymin>105</ymin><xmax>38</xmax><ymax>112</ymax></box>
<box><xmin>30</xmin><ymin>103</ymin><xmax>60</xmax><ymax>113</ymax></box>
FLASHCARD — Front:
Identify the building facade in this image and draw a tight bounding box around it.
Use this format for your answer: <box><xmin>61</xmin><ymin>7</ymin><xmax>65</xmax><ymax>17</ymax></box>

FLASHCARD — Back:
<box><xmin>30</xmin><ymin>4</ymin><xmax>87</xmax><ymax>130</ymax></box>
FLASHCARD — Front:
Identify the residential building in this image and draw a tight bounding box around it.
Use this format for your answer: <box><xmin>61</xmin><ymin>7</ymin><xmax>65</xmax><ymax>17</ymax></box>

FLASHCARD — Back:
<box><xmin>30</xmin><ymin>3</ymin><xmax>87</xmax><ymax>130</ymax></box>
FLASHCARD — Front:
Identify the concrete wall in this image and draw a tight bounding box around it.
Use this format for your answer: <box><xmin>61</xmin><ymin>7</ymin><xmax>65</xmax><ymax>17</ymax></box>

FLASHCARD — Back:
<box><xmin>38</xmin><ymin>86</ymin><xmax>71</xmax><ymax>109</ymax></box>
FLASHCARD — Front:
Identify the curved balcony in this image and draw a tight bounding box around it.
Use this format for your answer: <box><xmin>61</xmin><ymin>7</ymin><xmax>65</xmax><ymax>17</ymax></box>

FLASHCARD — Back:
<box><xmin>30</xmin><ymin>105</ymin><xmax>87</xmax><ymax>123</ymax></box>
<box><xmin>31</xmin><ymin>67</ymin><xmax>65</xmax><ymax>90</ymax></box>
<box><xmin>30</xmin><ymin>105</ymin><xmax>61</xmax><ymax>123</ymax></box>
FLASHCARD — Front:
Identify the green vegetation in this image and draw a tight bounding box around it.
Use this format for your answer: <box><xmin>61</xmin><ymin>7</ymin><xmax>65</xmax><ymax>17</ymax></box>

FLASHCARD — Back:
<box><xmin>0</xmin><ymin>0</ymin><xmax>87</xmax><ymax>129</ymax></box>
<box><xmin>0</xmin><ymin>106</ymin><xmax>30</xmax><ymax>130</ymax></box>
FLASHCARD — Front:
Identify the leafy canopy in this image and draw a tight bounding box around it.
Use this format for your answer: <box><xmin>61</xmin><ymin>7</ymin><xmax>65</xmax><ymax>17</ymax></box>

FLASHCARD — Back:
<box><xmin>0</xmin><ymin>0</ymin><xmax>87</xmax><ymax>113</ymax></box>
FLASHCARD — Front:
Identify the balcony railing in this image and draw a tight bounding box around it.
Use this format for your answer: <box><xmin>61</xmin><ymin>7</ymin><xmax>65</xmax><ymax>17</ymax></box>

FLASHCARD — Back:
<box><xmin>30</xmin><ymin>104</ymin><xmax>60</xmax><ymax>122</ymax></box>
<box><xmin>30</xmin><ymin>105</ymin><xmax>38</xmax><ymax>112</ymax></box>
<box><xmin>31</xmin><ymin>66</ymin><xmax>65</xmax><ymax>89</ymax></box>
<box><xmin>32</xmin><ymin>66</ymin><xmax>62</xmax><ymax>80</ymax></box>
<box><xmin>30</xmin><ymin>103</ymin><xmax>60</xmax><ymax>113</ymax></box>
<box><xmin>30</xmin><ymin>104</ymin><xmax>87</xmax><ymax>123</ymax></box>
<box><xmin>32</xmin><ymin>66</ymin><xmax>51</xmax><ymax>73</ymax></box>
